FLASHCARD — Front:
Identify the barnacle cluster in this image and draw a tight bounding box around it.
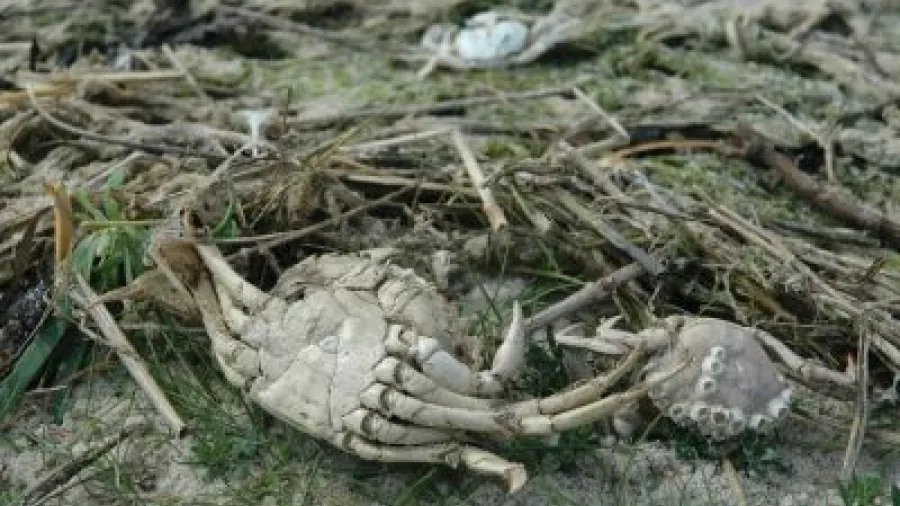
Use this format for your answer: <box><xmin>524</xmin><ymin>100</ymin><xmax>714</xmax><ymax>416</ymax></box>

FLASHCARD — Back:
<box><xmin>643</xmin><ymin>318</ymin><xmax>793</xmax><ymax>440</ymax></box>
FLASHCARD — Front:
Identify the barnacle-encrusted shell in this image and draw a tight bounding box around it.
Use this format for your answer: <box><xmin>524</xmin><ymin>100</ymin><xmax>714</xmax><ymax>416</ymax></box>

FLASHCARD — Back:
<box><xmin>643</xmin><ymin>317</ymin><xmax>792</xmax><ymax>440</ymax></box>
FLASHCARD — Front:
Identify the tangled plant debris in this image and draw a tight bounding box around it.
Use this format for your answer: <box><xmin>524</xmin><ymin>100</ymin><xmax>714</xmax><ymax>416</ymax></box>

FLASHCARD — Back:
<box><xmin>1</xmin><ymin>0</ymin><xmax>900</xmax><ymax>505</ymax></box>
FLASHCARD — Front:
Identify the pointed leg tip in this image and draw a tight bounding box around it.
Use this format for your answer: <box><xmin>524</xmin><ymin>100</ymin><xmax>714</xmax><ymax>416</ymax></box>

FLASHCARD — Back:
<box><xmin>505</xmin><ymin>465</ymin><xmax>528</xmax><ymax>494</ymax></box>
<box><xmin>508</xmin><ymin>301</ymin><xmax>525</xmax><ymax>335</ymax></box>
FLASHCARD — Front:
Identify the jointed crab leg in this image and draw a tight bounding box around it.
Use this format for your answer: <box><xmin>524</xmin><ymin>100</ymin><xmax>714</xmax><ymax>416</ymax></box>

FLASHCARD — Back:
<box><xmin>384</xmin><ymin>308</ymin><xmax>526</xmax><ymax>398</ymax></box>
<box><xmin>342</xmin><ymin>408</ymin><xmax>456</xmax><ymax>444</ymax></box>
<box><xmin>338</xmin><ymin>435</ymin><xmax>528</xmax><ymax>493</ymax></box>
<box><xmin>510</xmin><ymin>345</ymin><xmax>649</xmax><ymax>417</ymax></box>
<box><xmin>195</xmin><ymin>243</ymin><xmax>276</xmax><ymax>313</ymax></box>
<box><xmin>373</xmin><ymin>356</ymin><xmax>498</xmax><ymax>411</ymax></box>
<box><xmin>191</xmin><ymin>276</ymin><xmax>258</xmax><ymax>389</ymax></box>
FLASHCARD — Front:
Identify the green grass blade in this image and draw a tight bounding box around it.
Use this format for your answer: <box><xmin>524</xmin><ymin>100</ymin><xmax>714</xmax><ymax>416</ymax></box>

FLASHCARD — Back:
<box><xmin>0</xmin><ymin>315</ymin><xmax>69</xmax><ymax>420</ymax></box>
<box><xmin>49</xmin><ymin>336</ymin><xmax>89</xmax><ymax>423</ymax></box>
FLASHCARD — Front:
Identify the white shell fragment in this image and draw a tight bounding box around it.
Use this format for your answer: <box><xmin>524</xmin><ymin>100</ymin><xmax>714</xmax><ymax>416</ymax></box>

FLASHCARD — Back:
<box><xmin>455</xmin><ymin>18</ymin><xmax>528</xmax><ymax>62</ymax></box>
<box><xmin>419</xmin><ymin>11</ymin><xmax>529</xmax><ymax>68</ymax></box>
<box><xmin>414</xmin><ymin>1</ymin><xmax>591</xmax><ymax>74</ymax></box>
<box><xmin>643</xmin><ymin>317</ymin><xmax>793</xmax><ymax>440</ymax></box>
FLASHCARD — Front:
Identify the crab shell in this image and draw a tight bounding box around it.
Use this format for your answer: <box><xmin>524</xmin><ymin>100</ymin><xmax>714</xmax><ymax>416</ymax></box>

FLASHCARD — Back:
<box><xmin>642</xmin><ymin>317</ymin><xmax>793</xmax><ymax>440</ymax></box>
<box><xmin>156</xmin><ymin>240</ymin><xmax>679</xmax><ymax>494</ymax></box>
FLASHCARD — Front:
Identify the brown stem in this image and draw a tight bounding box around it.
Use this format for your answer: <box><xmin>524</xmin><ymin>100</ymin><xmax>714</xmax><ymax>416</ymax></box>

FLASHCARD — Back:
<box><xmin>735</xmin><ymin>124</ymin><xmax>900</xmax><ymax>249</ymax></box>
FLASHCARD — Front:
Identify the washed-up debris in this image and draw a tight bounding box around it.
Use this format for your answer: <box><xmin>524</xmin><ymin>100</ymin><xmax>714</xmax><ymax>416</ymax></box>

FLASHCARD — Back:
<box><xmin>2</xmin><ymin>0</ymin><xmax>900</xmax><ymax>503</ymax></box>
<box><xmin>410</xmin><ymin>0</ymin><xmax>602</xmax><ymax>75</ymax></box>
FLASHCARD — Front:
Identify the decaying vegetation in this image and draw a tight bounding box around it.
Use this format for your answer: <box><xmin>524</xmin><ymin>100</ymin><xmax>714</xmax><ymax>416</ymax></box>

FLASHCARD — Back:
<box><xmin>1</xmin><ymin>0</ymin><xmax>899</xmax><ymax>505</ymax></box>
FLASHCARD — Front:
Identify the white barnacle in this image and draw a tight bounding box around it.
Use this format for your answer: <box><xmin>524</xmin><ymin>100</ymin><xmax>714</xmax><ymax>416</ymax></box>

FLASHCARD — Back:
<box><xmin>729</xmin><ymin>408</ymin><xmax>746</xmax><ymax>434</ymax></box>
<box><xmin>695</xmin><ymin>376</ymin><xmax>717</xmax><ymax>396</ymax></box>
<box><xmin>748</xmin><ymin>413</ymin><xmax>771</xmax><ymax>432</ymax></box>
<box><xmin>709</xmin><ymin>406</ymin><xmax>731</xmax><ymax>428</ymax></box>
<box><xmin>690</xmin><ymin>402</ymin><xmax>711</xmax><ymax>423</ymax></box>
<box><xmin>701</xmin><ymin>355</ymin><xmax>725</xmax><ymax>376</ymax></box>
<box><xmin>668</xmin><ymin>402</ymin><xmax>689</xmax><ymax>422</ymax></box>
<box><xmin>767</xmin><ymin>397</ymin><xmax>789</xmax><ymax>419</ymax></box>
<box><xmin>709</xmin><ymin>346</ymin><xmax>726</xmax><ymax>362</ymax></box>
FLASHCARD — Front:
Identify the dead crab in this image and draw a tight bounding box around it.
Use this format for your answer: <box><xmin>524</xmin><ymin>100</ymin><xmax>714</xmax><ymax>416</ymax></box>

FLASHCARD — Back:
<box><xmin>555</xmin><ymin>316</ymin><xmax>797</xmax><ymax>441</ymax></box>
<box><xmin>155</xmin><ymin>235</ymin><xmax>682</xmax><ymax>493</ymax></box>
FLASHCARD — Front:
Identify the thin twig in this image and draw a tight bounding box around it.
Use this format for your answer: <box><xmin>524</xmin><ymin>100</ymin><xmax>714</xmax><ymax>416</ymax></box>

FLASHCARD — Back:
<box><xmin>227</xmin><ymin>185</ymin><xmax>414</xmax><ymax>255</ymax></box>
<box><xmin>571</xmin><ymin>86</ymin><xmax>629</xmax><ymax>140</ymax></box>
<box><xmin>25</xmin><ymin>86</ymin><xmax>244</xmax><ymax>161</ymax></box>
<box><xmin>735</xmin><ymin>124</ymin><xmax>900</xmax><ymax>249</ymax></box>
<box><xmin>341</xmin><ymin>128</ymin><xmax>451</xmax><ymax>154</ymax></box>
<box><xmin>218</xmin><ymin>5</ymin><xmax>377</xmax><ymax>51</ymax></box>
<box><xmin>755</xmin><ymin>94</ymin><xmax>836</xmax><ymax>182</ymax></box>
<box><xmin>290</xmin><ymin>84</ymin><xmax>578</xmax><ymax>126</ymax></box>
<box><xmin>452</xmin><ymin>130</ymin><xmax>508</xmax><ymax>231</ymax></box>
<box><xmin>751</xmin><ymin>326</ymin><xmax>855</xmax><ymax>389</ymax></box>
<box><xmin>555</xmin><ymin>189</ymin><xmax>664</xmax><ymax>275</ymax></box>
<box><xmin>841</xmin><ymin>329</ymin><xmax>870</xmax><ymax>481</ymax></box>
<box><xmin>161</xmin><ymin>43</ymin><xmax>212</xmax><ymax>103</ymax></box>
<box><xmin>524</xmin><ymin>262</ymin><xmax>648</xmax><ymax>333</ymax></box>
<box><xmin>705</xmin><ymin>200</ymin><xmax>900</xmax><ymax>369</ymax></box>
<box><xmin>71</xmin><ymin>274</ymin><xmax>186</xmax><ymax>436</ymax></box>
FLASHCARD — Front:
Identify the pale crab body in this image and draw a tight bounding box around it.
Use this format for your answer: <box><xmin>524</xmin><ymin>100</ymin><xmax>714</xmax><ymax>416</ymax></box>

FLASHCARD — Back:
<box><xmin>215</xmin><ymin>252</ymin><xmax>495</xmax><ymax>442</ymax></box>
<box><xmin>167</xmin><ymin>242</ymin><xmax>675</xmax><ymax>493</ymax></box>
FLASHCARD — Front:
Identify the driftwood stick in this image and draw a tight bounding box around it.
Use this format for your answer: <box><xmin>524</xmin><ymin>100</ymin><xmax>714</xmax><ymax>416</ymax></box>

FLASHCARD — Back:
<box><xmin>71</xmin><ymin>274</ymin><xmax>186</xmax><ymax>436</ymax></box>
<box><xmin>452</xmin><ymin>130</ymin><xmax>508</xmax><ymax>231</ymax></box>
<box><xmin>736</xmin><ymin>124</ymin><xmax>900</xmax><ymax>249</ymax></box>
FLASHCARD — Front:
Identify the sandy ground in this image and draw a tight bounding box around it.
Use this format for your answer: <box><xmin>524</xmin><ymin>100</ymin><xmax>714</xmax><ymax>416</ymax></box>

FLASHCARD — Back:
<box><xmin>3</xmin><ymin>321</ymin><xmax>897</xmax><ymax>506</ymax></box>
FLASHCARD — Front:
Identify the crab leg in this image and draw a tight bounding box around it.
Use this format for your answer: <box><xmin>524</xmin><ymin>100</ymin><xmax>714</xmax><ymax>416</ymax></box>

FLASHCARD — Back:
<box><xmin>516</xmin><ymin>354</ymin><xmax>688</xmax><ymax>435</ymax></box>
<box><xmin>383</xmin><ymin>306</ymin><xmax>527</xmax><ymax>397</ymax></box>
<box><xmin>517</xmin><ymin>382</ymin><xmax>657</xmax><ymax>435</ymax></box>
<box><xmin>337</xmin><ymin>435</ymin><xmax>528</xmax><ymax>493</ymax></box>
<box><xmin>195</xmin><ymin>243</ymin><xmax>281</xmax><ymax>314</ymax></box>
<box><xmin>360</xmin><ymin>384</ymin><xmax>521</xmax><ymax>434</ymax></box>
<box><xmin>509</xmin><ymin>345</ymin><xmax>648</xmax><ymax>417</ymax></box>
<box><xmin>487</xmin><ymin>301</ymin><xmax>528</xmax><ymax>384</ymax></box>
<box><xmin>191</xmin><ymin>276</ymin><xmax>258</xmax><ymax>389</ymax></box>
<box><xmin>343</xmin><ymin>408</ymin><xmax>456</xmax><ymax>444</ymax></box>
<box><xmin>212</xmin><ymin>279</ymin><xmax>250</xmax><ymax>332</ymax></box>
<box><xmin>374</xmin><ymin>357</ymin><xmax>498</xmax><ymax>411</ymax></box>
